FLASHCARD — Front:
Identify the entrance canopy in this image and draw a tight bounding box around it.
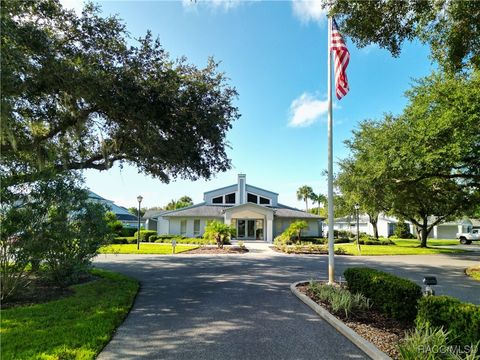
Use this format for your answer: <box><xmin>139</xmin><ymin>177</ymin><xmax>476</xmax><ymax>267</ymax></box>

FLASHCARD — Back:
<box><xmin>223</xmin><ymin>203</ymin><xmax>274</xmax><ymax>242</ymax></box>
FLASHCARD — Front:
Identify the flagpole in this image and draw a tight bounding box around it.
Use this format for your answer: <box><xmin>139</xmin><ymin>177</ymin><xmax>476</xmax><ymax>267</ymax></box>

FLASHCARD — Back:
<box><xmin>327</xmin><ymin>15</ymin><xmax>335</xmax><ymax>285</ymax></box>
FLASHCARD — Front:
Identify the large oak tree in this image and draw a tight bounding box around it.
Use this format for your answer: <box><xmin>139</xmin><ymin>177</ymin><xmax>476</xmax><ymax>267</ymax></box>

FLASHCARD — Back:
<box><xmin>1</xmin><ymin>0</ymin><xmax>240</xmax><ymax>187</ymax></box>
<box><xmin>339</xmin><ymin>71</ymin><xmax>480</xmax><ymax>247</ymax></box>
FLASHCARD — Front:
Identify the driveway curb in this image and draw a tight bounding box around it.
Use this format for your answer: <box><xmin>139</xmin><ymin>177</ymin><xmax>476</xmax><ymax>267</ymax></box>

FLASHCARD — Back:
<box><xmin>290</xmin><ymin>281</ymin><xmax>391</xmax><ymax>360</ymax></box>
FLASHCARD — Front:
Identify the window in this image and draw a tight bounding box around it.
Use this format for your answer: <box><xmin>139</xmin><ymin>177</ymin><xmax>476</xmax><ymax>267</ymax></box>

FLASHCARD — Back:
<box><xmin>180</xmin><ymin>220</ymin><xmax>187</xmax><ymax>236</ymax></box>
<box><xmin>193</xmin><ymin>219</ymin><xmax>200</xmax><ymax>236</ymax></box>
<box><xmin>259</xmin><ymin>196</ymin><xmax>270</xmax><ymax>205</ymax></box>
<box><xmin>212</xmin><ymin>196</ymin><xmax>223</xmax><ymax>204</ymax></box>
<box><xmin>247</xmin><ymin>193</ymin><xmax>258</xmax><ymax>203</ymax></box>
<box><xmin>225</xmin><ymin>193</ymin><xmax>236</xmax><ymax>204</ymax></box>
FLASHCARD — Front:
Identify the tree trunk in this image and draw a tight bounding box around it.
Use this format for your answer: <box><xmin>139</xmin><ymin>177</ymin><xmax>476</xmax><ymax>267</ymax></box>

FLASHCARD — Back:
<box><xmin>305</xmin><ymin>198</ymin><xmax>308</xmax><ymax>212</ymax></box>
<box><xmin>372</xmin><ymin>223</ymin><xmax>379</xmax><ymax>239</ymax></box>
<box><xmin>420</xmin><ymin>217</ymin><xmax>429</xmax><ymax>248</ymax></box>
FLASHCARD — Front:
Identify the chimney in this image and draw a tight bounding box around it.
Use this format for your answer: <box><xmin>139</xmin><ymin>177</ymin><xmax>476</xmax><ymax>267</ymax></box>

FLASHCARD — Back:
<box><xmin>237</xmin><ymin>174</ymin><xmax>246</xmax><ymax>204</ymax></box>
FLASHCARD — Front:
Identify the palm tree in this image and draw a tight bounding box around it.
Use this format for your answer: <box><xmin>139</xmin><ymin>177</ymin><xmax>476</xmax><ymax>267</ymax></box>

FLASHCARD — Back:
<box><xmin>297</xmin><ymin>185</ymin><xmax>314</xmax><ymax>212</ymax></box>
<box><xmin>311</xmin><ymin>193</ymin><xmax>327</xmax><ymax>215</ymax></box>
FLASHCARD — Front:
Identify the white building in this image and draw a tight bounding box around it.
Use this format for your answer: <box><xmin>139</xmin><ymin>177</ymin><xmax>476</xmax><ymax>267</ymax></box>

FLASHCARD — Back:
<box><xmin>151</xmin><ymin>174</ymin><xmax>323</xmax><ymax>243</ymax></box>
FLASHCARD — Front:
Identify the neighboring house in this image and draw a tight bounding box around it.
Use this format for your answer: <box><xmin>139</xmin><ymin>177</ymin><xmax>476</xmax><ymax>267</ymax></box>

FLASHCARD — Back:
<box><xmin>332</xmin><ymin>214</ymin><xmax>400</xmax><ymax>238</ymax></box>
<box><xmin>88</xmin><ymin>190</ymin><xmax>144</xmax><ymax>228</ymax></box>
<box><xmin>334</xmin><ymin>212</ymin><xmax>479</xmax><ymax>239</ymax></box>
<box><xmin>419</xmin><ymin>218</ymin><xmax>479</xmax><ymax>240</ymax></box>
<box><xmin>152</xmin><ymin>174</ymin><xmax>324</xmax><ymax>243</ymax></box>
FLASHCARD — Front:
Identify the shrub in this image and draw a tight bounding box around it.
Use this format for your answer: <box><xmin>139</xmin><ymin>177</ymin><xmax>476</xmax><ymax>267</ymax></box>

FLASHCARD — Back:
<box><xmin>397</xmin><ymin>322</ymin><xmax>479</xmax><ymax>360</ymax></box>
<box><xmin>394</xmin><ymin>219</ymin><xmax>414</xmax><ymax>239</ymax></box>
<box><xmin>203</xmin><ymin>221</ymin><xmax>235</xmax><ymax>248</ymax></box>
<box><xmin>120</xmin><ymin>227</ymin><xmax>137</xmax><ymax>237</ymax></box>
<box><xmin>155</xmin><ymin>238</ymin><xmax>217</xmax><ymax>245</ymax></box>
<box><xmin>111</xmin><ymin>237</ymin><xmax>129</xmax><ymax>244</ymax></box>
<box><xmin>357</xmin><ymin>236</ymin><xmax>394</xmax><ymax>245</ymax></box>
<box><xmin>337</xmin><ymin>230</ymin><xmax>355</xmax><ymax>238</ymax></box>
<box><xmin>133</xmin><ymin>230</ymin><xmax>157</xmax><ymax>242</ymax></box>
<box><xmin>105</xmin><ymin>212</ymin><xmax>124</xmax><ymax>236</ymax></box>
<box><xmin>308</xmin><ymin>281</ymin><xmax>370</xmax><ymax>319</ymax></box>
<box><xmin>282</xmin><ymin>220</ymin><xmax>309</xmax><ymax>243</ymax></box>
<box><xmin>416</xmin><ymin>295</ymin><xmax>480</xmax><ymax>347</ymax></box>
<box><xmin>343</xmin><ymin>267</ymin><xmax>422</xmax><ymax>322</ymax></box>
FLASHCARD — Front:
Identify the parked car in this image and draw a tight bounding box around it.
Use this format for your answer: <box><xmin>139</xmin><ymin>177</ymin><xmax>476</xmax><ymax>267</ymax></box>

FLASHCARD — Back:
<box><xmin>456</xmin><ymin>229</ymin><xmax>480</xmax><ymax>244</ymax></box>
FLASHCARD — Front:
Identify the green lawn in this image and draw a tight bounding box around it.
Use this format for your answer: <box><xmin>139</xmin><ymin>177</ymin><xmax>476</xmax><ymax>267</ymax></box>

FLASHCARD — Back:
<box><xmin>0</xmin><ymin>269</ymin><xmax>138</xmax><ymax>360</ymax></box>
<box><xmin>99</xmin><ymin>243</ymin><xmax>198</xmax><ymax>254</ymax></box>
<box><xmin>466</xmin><ymin>265</ymin><xmax>480</xmax><ymax>281</ymax></box>
<box><xmin>336</xmin><ymin>241</ymin><xmax>465</xmax><ymax>256</ymax></box>
<box><xmin>394</xmin><ymin>239</ymin><xmax>459</xmax><ymax>247</ymax></box>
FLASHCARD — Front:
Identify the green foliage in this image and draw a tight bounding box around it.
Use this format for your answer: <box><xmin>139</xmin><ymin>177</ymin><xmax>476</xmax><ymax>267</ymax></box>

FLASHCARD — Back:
<box><xmin>416</xmin><ymin>296</ymin><xmax>480</xmax><ymax>347</ymax></box>
<box><xmin>275</xmin><ymin>244</ymin><xmax>347</xmax><ymax>255</ymax></box>
<box><xmin>203</xmin><ymin>221</ymin><xmax>235</xmax><ymax>248</ymax></box>
<box><xmin>296</xmin><ymin>185</ymin><xmax>314</xmax><ymax>211</ymax></box>
<box><xmin>120</xmin><ymin>227</ymin><xmax>137</xmax><ymax>237</ymax></box>
<box><xmin>133</xmin><ymin>230</ymin><xmax>157</xmax><ymax>242</ymax></box>
<box><xmin>149</xmin><ymin>234</ymin><xmax>186</xmax><ymax>241</ymax></box>
<box><xmin>308</xmin><ymin>281</ymin><xmax>371</xmax><ymax>319</ymax></box>
<box><xmin>281</xmin><ymin>220</ymin><xmax>309</xmax><ymax>243</ymax></box>
<box><xmin>99</xmin><ymin>244</ymin><xmax>197</xmax><ymax>255</ymax></box>
<box><xmin>0</xmin><ymin>269</ymin><xmax>138</xmax><ymax>360</ymax></box>
<box><xmin>397</xmin><ymin>322</ymin><xmax>479</xmax><ymax>360</ymax></box>
<box><xmin>105</xmin><ymin>212</ymin><xmax>124</xmax><ymax>236</ymax></box>
<box><xmin>340</xmin><ymin>71</ymin><xmax>480</xmax><ymax>247</ymax></box>
<box><xmin>153</xmin><ymin>237</ymin><xmax>221</xmax><ymax>245</ymax></box>
<box><xmin>1</xmin><ymin>174</ymin><xmax>112</xmax><ymax>295</ymax></box>
<box><xmin>357</xmin><ymin>234</ymin><xmax>394</xmax><ymax>245</ymax></box>
<box><xmin>165</xmin><ymin>197</ymin><xmax>194</xmax><ymax>210</ymax></box>
<box><xmin>394</xmin><ymin>220</ymin><xmax>413</xmax><ymax>239</ymax></box>
<box><xmin>328</xmin><ymin>0</ymin><xmax>480</xmax><ymax>73</ymax></box>
<box><xmin>127</xmin><ymin>207</ymin><xmax>146</xmax><ymax>217</ymax></box>
<box><xmin>343</xmin><ymin>267</ymin><xmax>422</xmax><ymax>322</ymax></box>
<box><xmin>1</xmin><ymin>0</ymin><xmax>239</xmax><ymax>188</ymax></box>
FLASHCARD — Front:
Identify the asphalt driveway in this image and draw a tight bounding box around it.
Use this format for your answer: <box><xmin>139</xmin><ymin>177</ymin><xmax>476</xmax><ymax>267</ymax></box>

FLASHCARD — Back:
<box><xmin>94</xmin><ymin>248</ymin><xmax>479</xmax><ymax>360</ymax></box>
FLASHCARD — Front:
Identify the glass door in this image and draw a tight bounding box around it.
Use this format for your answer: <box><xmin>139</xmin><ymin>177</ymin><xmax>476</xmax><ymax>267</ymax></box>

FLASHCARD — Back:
<box><xmin>247</xmin><ymin>220</ymin><xmax>255</xmax><ymax>238</ymax></box>
<box><xmin>237</xmin><ymin>220</ymin><xmax>246</xmax><ymax>238</ymax></box>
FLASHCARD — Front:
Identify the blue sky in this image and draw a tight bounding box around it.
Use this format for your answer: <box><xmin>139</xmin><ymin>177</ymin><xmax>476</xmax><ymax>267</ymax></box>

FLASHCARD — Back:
<box><xmin>62</xmin><ymin>0</ymin><xmax>434</xmax><ymax>209</ymax></box>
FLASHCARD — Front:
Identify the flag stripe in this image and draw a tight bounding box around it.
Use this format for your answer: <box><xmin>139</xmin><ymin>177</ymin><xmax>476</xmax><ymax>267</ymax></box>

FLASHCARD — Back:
<box><xmin>330</xmin><ymin>18</ymin><xmax>350</xmax><ymax>100</ymax></box>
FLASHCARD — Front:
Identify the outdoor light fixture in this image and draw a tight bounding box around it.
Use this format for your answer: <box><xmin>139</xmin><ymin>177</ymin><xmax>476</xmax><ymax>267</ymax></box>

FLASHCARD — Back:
<box><xmin>354</xmin><ymin>203</ymin><xmax>360</xmax><ymax>255</ymax></box>
<box><xmin>137</xmin><ymin>195</ymin><xmax>143</xmax><ymax>250</ymax></box>
<box><xmin>423</xmin><ymin>276</ymin><xmax>437</xmax><ymax>296</ymax></box>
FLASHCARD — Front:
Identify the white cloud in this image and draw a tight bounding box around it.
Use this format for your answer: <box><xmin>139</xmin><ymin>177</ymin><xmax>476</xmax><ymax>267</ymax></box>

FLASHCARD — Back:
<box><xmin>288</xmin><ymin>92</ymin><xmax>331</xmax><ymax>127</ymax></box>
<box><xmin>59</xmin><ymin>0</ymin><xmax>86</xmax><ymax>15</ymax></box>
<box><xmin>182</xmin><ymin>0</ymin><xmax>244</xmax><ymax>12</ymax></box>
<box><xmin>291</xmin><ymin>0</ymin><xmax>327</xmax><ymax>24</ymax></box>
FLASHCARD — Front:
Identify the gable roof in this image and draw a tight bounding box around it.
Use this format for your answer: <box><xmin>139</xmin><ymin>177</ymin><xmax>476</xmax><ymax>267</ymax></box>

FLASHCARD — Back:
<box><xmin>159</xmin><ymin>202</ymin><xmax>323</xmax><ymax>219</ymax></box>
<box><xmin>88</xmin><ymin>190</ymin><xmax>137</xmax><ymax>221</ymax></box>
<box><xmin>162</xmin><ymin>203</ymin><xmax>227</xmax><ymax>217</ymax></box>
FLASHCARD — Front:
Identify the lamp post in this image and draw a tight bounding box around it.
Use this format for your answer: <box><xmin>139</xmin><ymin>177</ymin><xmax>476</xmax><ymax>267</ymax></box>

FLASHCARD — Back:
<box><xmin>137</xmin><ymin>195</ymin><xmax>143</xmax><ymax>250</ymax></box>
<box><xmin>354</xmin><ymin>203</ymin><xmax>361</xmax><ymax>255</ymax></box>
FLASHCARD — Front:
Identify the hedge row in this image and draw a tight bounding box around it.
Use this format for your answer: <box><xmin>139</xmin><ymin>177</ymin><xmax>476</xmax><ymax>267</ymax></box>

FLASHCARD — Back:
<box><xmin>154</xmin><ymin>238</ymin><xmax>218</xmax><ymax>245</ymax></box>
<box><xmin>344</xmin><ymin>267</ymin><xmax>422</xmax><ymax>322</ymax></box>
<box><xmin>133</xmin><ymin>230</ymin><xmax>157</xmax><ymax>242</ymax></box>
<box><xmin>416</xmin><ymin>296</ymin><xmax>480</xmax><ymax>347</ymax></box>
<box><xmin>111</xmin><ymin>237</ymin><xmax>137</xmax><ymax>244</ymax></box>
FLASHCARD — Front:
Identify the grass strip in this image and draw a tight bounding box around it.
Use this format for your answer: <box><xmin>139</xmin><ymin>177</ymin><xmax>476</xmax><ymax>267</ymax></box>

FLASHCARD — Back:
<box><xmin>0</xmin><ymin>269</ymin><xmax>139</xmax><ymax>360</ymax></box>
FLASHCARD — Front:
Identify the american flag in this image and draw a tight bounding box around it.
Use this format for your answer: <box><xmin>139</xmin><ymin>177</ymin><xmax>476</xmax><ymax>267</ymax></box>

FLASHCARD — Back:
<box><xmin>331</xmin><ymin>18</ymin><xmax>350</xmax><ymax>100</ymax></box>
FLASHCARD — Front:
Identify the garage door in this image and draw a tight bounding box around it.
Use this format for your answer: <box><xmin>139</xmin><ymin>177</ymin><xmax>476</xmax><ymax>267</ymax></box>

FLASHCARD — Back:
<box><xmin>436</xmin><ymin>225</ymin><xmax>458</xmax><ymax>239</ymax></box>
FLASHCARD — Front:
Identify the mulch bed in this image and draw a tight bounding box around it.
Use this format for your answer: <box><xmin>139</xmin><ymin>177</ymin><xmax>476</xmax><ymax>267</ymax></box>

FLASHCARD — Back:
<box><xmin>297</xmin><ymin>283</ymin><xmax>412</xmax><ymax>359</ymax></box>
<box><xmin>1</xmin><ymin>273</ymin><xmax>96</xmax><ymax>309</ymax></box>
<box><xmin>182</xmin><ymin>246</ymin><xmax>249</xmax><ymax>254</ymax></box>
<box><xmin>271</xmin><ymin>247</ymin><xmax>350</xmax><ymax>255</ymax></box>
